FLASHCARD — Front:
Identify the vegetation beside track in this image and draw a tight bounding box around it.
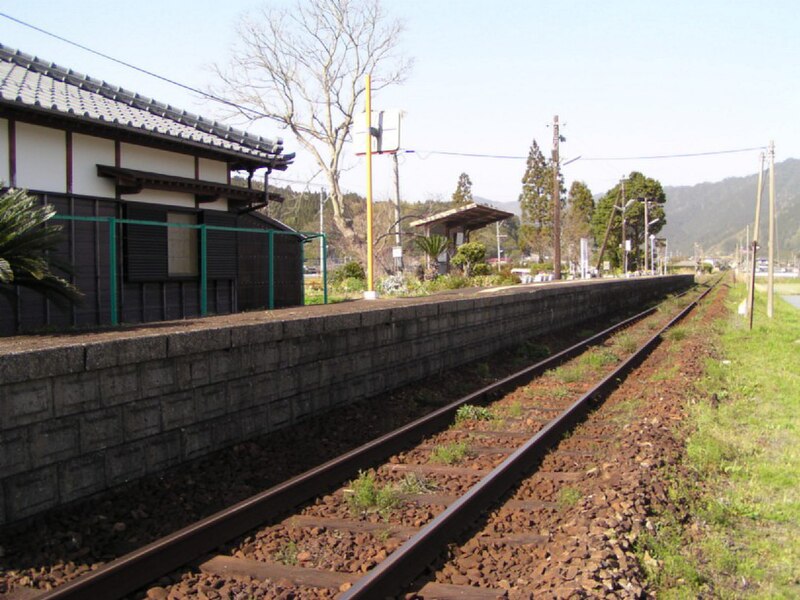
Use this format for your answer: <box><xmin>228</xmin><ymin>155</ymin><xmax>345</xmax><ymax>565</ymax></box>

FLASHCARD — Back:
<box><xmin>644</xmin><ymin>282</ymin><xmax>800</xmax><ymax>598</ymax></box>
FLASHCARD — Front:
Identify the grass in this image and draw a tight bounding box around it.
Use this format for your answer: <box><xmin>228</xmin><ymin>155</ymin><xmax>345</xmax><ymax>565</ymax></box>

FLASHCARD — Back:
<box><xmin>397</xmin><ymin>472</ymin><xmax>438</xmax><ymax>494</ymax></box>
<box><xmin>430</xmin><ymin>441</ymin><xmax>470</xmax><ymax>465</ymax></box>
<box><xmin>578</xmin><ymin>347</ymin><xmax>619</xmax><ymax>370</ymax></box>
<box><xmin>345</xmin><ymin>470</ymin><xmax>400</xmax><ymax>516</ymax></box>
<box><xmin>557</xmin><ymin>486</ymin><xmax>582</xmax><ymax>509</ymax></box>
<box><xmin>552</xmin><ymin>363</ymin><xmax>588</xmax><ymax>384</ymax></box>
<box><xmin>614</xmin><ymin>332</ymin><xmax>639</xmax><ymax>353</ymax></box>
<box><xmin>647</xmin><ymin>282</ymin><xmax>800</xmax><ymax>598</ymax></box>
<box><xmin>274</xmin><ymin>540</ymin><xmax>299</xmax><ymax>566</ymax></box>
<box><xmin>455</xmin><ymin>404</ymin><xmax>496</xmax><ymax>423</ymax></box>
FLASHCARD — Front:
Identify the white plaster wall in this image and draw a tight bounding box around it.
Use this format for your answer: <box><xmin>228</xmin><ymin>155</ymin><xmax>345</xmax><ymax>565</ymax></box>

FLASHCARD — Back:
<box><xmin>0</xmin><ymin>119</ymin><xmax>9</xmax><ymax>185</ymax></box>
<box><xmin>121</xmin><ymin>143</ymin><xmax>193</xmax><ymax>178</ymax></box>
<box><xmin>15</xmin><ymin>122</ymin><xmax>66</xmax><ymax>192</ymax></box>
<box><xmin>198</xmin><ymin>158</ymin><xmax>228</xmax><ymax>184</ymax></box>
<box><xmin>72</xmin><ymin>133</ymin><xmax>116</xmax><ymax>198</ymax></box>
<box><xmin>123</xmin><ymin>189</ymin><xmax>196</xmax><ymax>208</ymax></box>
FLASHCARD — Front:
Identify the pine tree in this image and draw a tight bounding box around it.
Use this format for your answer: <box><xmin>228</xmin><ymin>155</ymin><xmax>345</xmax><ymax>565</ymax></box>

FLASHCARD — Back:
<box><xmin>451</xmin><ymin>172</ymin><xmax>474</xmax><ymax>205</ymax></box>
<box><xmin>518</xmin><ymin>140</ymin><xmax>556</xmax><ymax>262</ymax></box>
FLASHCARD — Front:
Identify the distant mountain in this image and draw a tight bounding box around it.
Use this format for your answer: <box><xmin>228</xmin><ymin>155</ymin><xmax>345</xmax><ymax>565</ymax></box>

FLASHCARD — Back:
<box><xmin>474</xmin><ymin>196</ymin><xmax>521</xmax><ymax>216</ymax></box>
<box><xmin>661</xmin><ymin>158</ymin><xmax>800</xmax><ymax>257</ymax></box>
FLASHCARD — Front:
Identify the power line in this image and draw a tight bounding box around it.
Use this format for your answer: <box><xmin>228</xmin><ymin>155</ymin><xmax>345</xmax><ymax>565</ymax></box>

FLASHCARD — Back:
<box><xmin>579</xmin><ymin>146</ymin><xmax>766</xmax><ymax>161</ymax></box>
<box><xmin>2</xmin><ymin>13</ymin><xmax>769</xmax><ymax>167</ymax></box>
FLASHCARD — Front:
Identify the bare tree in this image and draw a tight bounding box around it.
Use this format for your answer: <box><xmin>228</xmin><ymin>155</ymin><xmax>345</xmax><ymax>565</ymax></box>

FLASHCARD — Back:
<box><xmin>213</xmin><ymin>0</ymin><xmax>411</xmax><ymax>252</ymax></box>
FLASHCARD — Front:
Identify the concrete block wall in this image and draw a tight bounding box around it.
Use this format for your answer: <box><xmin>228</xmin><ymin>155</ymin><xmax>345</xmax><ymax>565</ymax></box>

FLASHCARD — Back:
<box><xmin>0</xmin><ymin>276</ymin><xmax>692</xmax><ymax>524</ymax></box>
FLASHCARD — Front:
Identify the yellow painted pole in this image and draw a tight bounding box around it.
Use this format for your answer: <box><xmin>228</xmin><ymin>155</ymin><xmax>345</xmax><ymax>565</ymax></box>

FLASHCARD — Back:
<box><xmin>365</xmin><ymin>75</ymin><xmax>375</xmax><ymax>295</ymax></box>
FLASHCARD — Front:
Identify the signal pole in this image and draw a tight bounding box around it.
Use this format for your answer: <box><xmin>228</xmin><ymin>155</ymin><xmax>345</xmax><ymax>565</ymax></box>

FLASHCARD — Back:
<box><xmin>552</xmin><ymin>115</ymin><xmax>561</xmax><ymax>280</ymax></box>
<box><xmin>767</xmin><ymin>140</ymin><xmax>776</xmax><ymax>318</ymax></box>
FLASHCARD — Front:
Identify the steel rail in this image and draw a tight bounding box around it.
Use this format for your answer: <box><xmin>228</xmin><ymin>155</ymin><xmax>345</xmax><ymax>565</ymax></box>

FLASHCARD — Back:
<box><xmin>37</xmin><ymin>293</ymin><xmax>683</xmax><ymax>600</ymax></box>
<box><xmin>342</xmin><ymin>280</ymin><xmax>718</xmax><ymax>599</ymax></box>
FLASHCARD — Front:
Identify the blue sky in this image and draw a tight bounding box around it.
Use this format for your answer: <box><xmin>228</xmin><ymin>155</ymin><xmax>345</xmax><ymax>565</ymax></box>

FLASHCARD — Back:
<box><xmin>2</xmin><ymin>0</ymin><xmax>797</xmax><ymax>205</ymax></box>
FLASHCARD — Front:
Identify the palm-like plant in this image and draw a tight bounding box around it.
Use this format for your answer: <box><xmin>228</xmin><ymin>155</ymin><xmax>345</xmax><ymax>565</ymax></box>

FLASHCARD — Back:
<box><xmin>414</xmin><ymin>234</ymin><xmax>450</xmax><ymax>279</ymax></box>
<box><xmin>0</xmin><ymin>188</ymin><xmax>82</xmax><ymax>307</ymax></box>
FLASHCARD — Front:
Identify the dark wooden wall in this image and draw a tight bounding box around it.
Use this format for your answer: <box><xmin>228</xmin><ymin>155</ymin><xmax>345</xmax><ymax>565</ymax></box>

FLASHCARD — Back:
<box><xmin>0</xmin><ymin>193</ymin><xmax>304</xmax><ymax>336</ymax></box>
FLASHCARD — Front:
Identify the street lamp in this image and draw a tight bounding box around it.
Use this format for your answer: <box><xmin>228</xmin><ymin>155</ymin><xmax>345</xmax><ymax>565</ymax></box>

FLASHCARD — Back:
<box><xmin>614</xmin><ymin>199</ymin><xmax>636</xmax><ymax>276</ymax></box>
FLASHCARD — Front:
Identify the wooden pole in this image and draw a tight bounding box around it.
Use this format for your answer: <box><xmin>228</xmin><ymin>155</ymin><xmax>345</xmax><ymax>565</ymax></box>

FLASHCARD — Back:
<box><xmin>552</xmin><ymin>115</ymin><xmax>561</xmax><ymax>280</ymax></box>
<box><xmin>748</xmin><ymin>152</ymin><xmax>765</xmax><ymax>330</ymax></box>
<box><xmin>767</xmin><ymin>141</ymin><xmax>775</xmax><ymax>318</ymax></box>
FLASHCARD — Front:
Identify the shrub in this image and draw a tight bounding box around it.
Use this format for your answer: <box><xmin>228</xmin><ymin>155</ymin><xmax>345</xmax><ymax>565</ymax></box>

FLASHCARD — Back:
<box><xmin>331</xmin><ymin>261</ymin><xmax>365</xmax><ymax>285</ymax></box>
<box><xmin>471</xmin><ymin>263</ymin><xmax>492</xmax><ymax>276</ymax></box>
<box><xmin>451</xmin><ymin>242</ymin><xmax>486</xmax><ymax>277</ymax></box>
<box><xmin>379</xmin><ymin>274</ymin><xmax>408</xmax><ymax>295</ymax></box>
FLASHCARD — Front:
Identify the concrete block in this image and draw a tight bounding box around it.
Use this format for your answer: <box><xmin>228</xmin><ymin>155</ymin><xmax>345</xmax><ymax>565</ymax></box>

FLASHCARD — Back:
<box><xmin>123</xmin><ymin>398</ymin><xmax>162</xmax><ymax>441</ymax></box>
<box><xmin>323</xmin><ymin>312</ymin><xmax>360</xmax><ymax>333</ymax></box>
<box><xmin>30</xmin><ymin>417</ymin><xmax>80</xmax><ymax>467</ymax></box>
<box><xmin>5</xmin><ymin>465</ymin><xmax>58</xmax><ymax>521</ymax></box>
<box><xmin>361</xmin><ymin>308</ymin><xmax>391</xmax><ymax>327</ymax></box>
<box><xmin>160</xmin><ymin>390</ymin><xmax>195</xmax><ymax>430</ymax></box>
<box><xmin>144</xmin><ymin>432</ymin><xmax>182</xmax><ymax>472</ymax></box>
<box><xmin>239</xmin><ymin>405</ymin><xmax>270</xmax><ymax>439</ymax></box>
<box><xmin>230</xmin><ymin>321</ymin><xmax>283</xmax><ymax>347</ymax></box>
<box><xmin>389</xmin><ymin>305</ymin><xmax>416</xmax><ymax>323</ymax></box>
<box><xmin>278</xmin><ymin>372</ymin><xmax>299</xmax><ymax>398</ymax></box>
<box><xmin>229</xmin><ymin>346</ymin><xmax>260</xmax><ymax>377</ymax></box>
<box><xmin>181</xmin><ymin>422</ymin><xmax>214</xmax><ymax>460</ymax></box>
<box><xmin>208</xmin><ymin>349</ymin><xmax>239</xmax><ymax>384</ymax></box>
<box><xmin>278</xmin><ymin>341</ymin><xmax>301</xmax><ymax>369</ymax></box>
<box><xmin>85</xmin><ymin>336</ymin><xmax>167</xmax><ymax>370</ymax></box>
<box><xmin>195</xmin><ymin>383</ymin><xmax>228</xmax><ymax>421</ymax></box>
<box><xmin>212</xmin><ymin>416</ymin><xmax>241</xmax><ymax>448</ymax></box>
<box><xmin>2</xmin><ymin>379</ymin><xmax>52</xmax><ymax>429</ymax></box>
<box><xmin>0</xmin><ymin>426</ymin><xmax>30</xmax><ymax>477</ymax></box>
<box><xmin>167</xmin><ymin>327</ymin><xmax>231</xmax><ymax>357</ymax></box>
<box><xmin>99</xmin><ymin>365</ymin><xmax>140</xmax><ymax>406</ymax></box>
<box><xmin>0</xmin><ymin>346</ymin><xmax>84</xmax><ymax>385</ymax></box>
<box><xmin>105</xmin><ymin>442</ymin><xmax>146</xmax><ymax>486</ymax></box>
<box><xmin>175</xmin><ymin>354</ymin><xmax>210</xmax><ymax>389</ymax></box>
<box><xmin>139</xmin><ymin>360</ymin><xmax>177</xmax><ymax>396</ymax></box>
<box><xmin>53</xmin><ymin>372</ymin><xmax>101</xmax><ymax>417</ymax></box>
<box><xmin>284</xmin><ymin>315</ymin><xmax>324</xmax><ymax>338</ymax></box>
<box><xmin>227</xmin><ymin>378</ymin><xmax>257</xmax><ymax>412</ymax></box>
<box><xmin>250</xmin><ymin>346</ymin><xmax>279</xmax><ymax>374</ymax></box>
<box><xmin>414</xmin><ymin>302</ymin><xmax>439</xmax><ymax>319</ymax></box>
<box><xmin>295</xmin><ymin>363</ymin><xmax>321</xmax><ymax>390</ymax></box>
<box><xmin>269</xmin><ymin>398</ymin><xmax>292</xmax><ymax>426</ymax></box>
<box><xmin>0</xmin><ymin>484</ymin><xmax>5</xmax><ymax>525</ymax></box>
<box><xmin>59</xmin><ymin>453</ymin><xmax>106</xmax><ymax>503</ymax></box>
<box><xmin>291</xmin><ymin>393</ymin><xmax>314</xmax><ymax>420</ymax></box>
<box><xmin>80</xmin><ymin>407</ymin><xmax>123</xmax><ymax>453</ymax></box>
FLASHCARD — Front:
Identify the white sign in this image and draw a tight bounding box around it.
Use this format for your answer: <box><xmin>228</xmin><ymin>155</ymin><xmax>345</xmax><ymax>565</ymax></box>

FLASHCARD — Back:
<box><xmin>392</xmin><ymin>246</ymin><xmax>403</xmax><ymax>258</ymax></box>
<box><xmin>354</xmin><ymin>109</ymin><xmax>401</xmax><ymax>154</ymax></box>
<box><xmin>603</xmin><ymin>261</ymin><xmax>611</xmax><ymax>271</ymax></box>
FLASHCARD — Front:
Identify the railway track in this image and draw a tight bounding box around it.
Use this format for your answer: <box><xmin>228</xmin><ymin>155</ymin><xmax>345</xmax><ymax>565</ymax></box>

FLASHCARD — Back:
<box><xmin>34</xmin><ymin>281</ymin><xmax>716</xmax><ymax>600</ymax></box>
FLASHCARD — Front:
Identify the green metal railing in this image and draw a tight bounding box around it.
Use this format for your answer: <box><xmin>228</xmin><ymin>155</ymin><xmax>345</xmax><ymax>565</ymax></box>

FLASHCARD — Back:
<box><xmin>52</xmin><ymin>214</ymin><xmax>327</xmax><ymax>326</ymax></box>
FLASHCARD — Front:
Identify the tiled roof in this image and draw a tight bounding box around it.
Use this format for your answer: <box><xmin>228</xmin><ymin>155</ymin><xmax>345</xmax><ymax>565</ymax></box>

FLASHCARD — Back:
<box><xmin>0</xmin><ymin>44</ymin><xmax>293</xmax><ymax>169</ymax></box>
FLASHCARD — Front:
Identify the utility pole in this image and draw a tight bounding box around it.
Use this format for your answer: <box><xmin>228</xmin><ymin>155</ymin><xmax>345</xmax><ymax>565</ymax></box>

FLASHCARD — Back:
<box><xmin>748</xmin><ymin>152</ymin><xmax>765</xmax><ymax>330</ymax></box>
<box><xmin>643</xmin><ymin>199</ymin><xmax>650</xmax><ymax>274</ymax></box>
<box><xmin>621</xmin><ymin>179</ymin><xmax>628</xmax><ymax>275</ymax></box>
<box><xmin>596</xmin><ymin>176</ymin><xmax>625</xmax><ymax>275</ymax></box>
<box><xmin>767</xmin><ymin>140</ymin><xmax>776</xmax><ymax>318</ymax></box>
<box><xmin>552</xmin><ymin>115</ymin><xmax>561</xmax><ymax>280</ymax></box>
<box><xmin>496</xmin><ymin>221</ymin><xmax>502</xmax><ymax>271</ymax></box>
<box><xmin>392</xmin><ymin>152</ymin><xmax>403</xmax><ymax>272</ymax></box>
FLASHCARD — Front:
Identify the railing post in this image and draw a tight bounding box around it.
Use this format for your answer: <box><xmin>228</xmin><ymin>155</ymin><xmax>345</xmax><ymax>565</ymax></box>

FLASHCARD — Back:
<box><xmin>268</xmin><ymin>230</ymin><xmax>275</xmax><ymax>310</ymax></box>
<box><xmin>322</xmin><ymin>234</ymin><xmax>328</xmax><ymax>305</ymax></box>
<box><xmin>200</xmin><ymin>223</ymin><xmax>208</xmax><ymax>316</ymax></box>
<box><xmin>300</xmin><ymin>236</ymin><xmax>305</xmax><ymax>306</ymax></box>
<box><xmin>107</xmin><ymin>217</ymin><xmax>119</xmax><ymax>326</ymax></box>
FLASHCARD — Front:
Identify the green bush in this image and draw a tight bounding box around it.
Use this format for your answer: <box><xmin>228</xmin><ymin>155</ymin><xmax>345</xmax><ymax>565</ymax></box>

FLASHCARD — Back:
<box><xmin>451</xmin><ymin>242</ymin><xmax>486</xmax><ymax>276</ymax></box>
<box><xmin>471</xmin><ymin>263</ymin><xmax>492</xmax><ymax>276</ymax></box>
<box><xmin>337</xmin><ymin>276</ymin><xmax>366</xmax><ymax>293</ymax></box>
<box><xmin>331</xmin><ymin>261</ymin><xmax>365</xmax><ymax>284</ymax></box>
